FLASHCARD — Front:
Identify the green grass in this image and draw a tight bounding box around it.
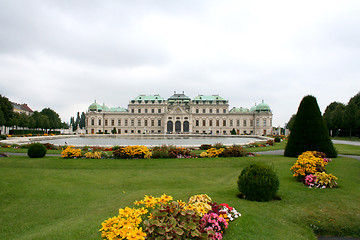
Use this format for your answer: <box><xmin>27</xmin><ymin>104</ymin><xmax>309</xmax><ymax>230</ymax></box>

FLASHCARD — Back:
<box><xmin>245</xmin><ymin>140</ymin><xmax>288</xmax><ymax>152</ymax></box>
<box><xmin>333</xmin><ymin>144</ymin><xmax>360</xmax><ymax>156</ymax></box>
<box><xmin>0</xmin><ymin>147</ymin><xmax>62</xmax><ymax>154</ymax></box>
<box><xmin>331</xmin><ymin>137</ymin><xmax>360</xmax><ymax>142</ymax></box>
<box><xmin>0</xmin><ymin>155</ymin><xmax>359</xmax><ymax>240</ymax></box>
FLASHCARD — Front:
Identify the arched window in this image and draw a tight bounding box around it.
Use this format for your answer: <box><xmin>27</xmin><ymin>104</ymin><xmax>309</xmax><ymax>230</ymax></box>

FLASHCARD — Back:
<box><xmin>183</xmin><ymin>121</ymin><xmax>189</xmax><ymax>132</ymax></box>
<box><xmin>167</xmin><ymin>121</ymin><xmax>173</xmax><ymax>133</ymax></box>
<box><xmin>175</xmin><ymin>121</ymin><xmax>181</xmax><ymax>132</ymax></box>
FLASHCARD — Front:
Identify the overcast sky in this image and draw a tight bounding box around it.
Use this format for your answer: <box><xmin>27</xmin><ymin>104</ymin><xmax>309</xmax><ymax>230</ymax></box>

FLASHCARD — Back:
<box><xmin>1</xmin><ymin>0</ymin><xmax>359</xmax><ymax>127</ymax></box>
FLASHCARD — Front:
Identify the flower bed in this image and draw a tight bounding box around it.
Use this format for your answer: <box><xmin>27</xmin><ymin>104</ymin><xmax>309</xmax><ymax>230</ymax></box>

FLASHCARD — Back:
<box><xmin>290</xmin><ymin>151</ymin><xmax>338</xmax><ymax>188</ymax></box>
<box><xmin>100</xmin><ymin>194</ymin><xmax>240</xmax><ymax>240</ymax></box>
<box><xmin>59</xmin><ymin>144</ymin><xmax>254</xmax><ymax>160</ymax></box>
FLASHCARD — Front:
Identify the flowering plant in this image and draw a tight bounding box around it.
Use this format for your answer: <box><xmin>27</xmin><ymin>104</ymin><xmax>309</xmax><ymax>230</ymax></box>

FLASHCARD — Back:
<box><xmin>200</xmin><ymin>148</ymin><xmax>225</xmax><ymax>158</ymax></box>
<box><xmin>314</xmin><ymin>172</ymin><xmax>338</xmax><ymax>188</ymax></box>
<box><xmin>291</xmin><ymin>151</ymin><xmax>338</xmax><ymax>188</ymax></box>
<box><xmin>290</xmin><ymin>151</ymin><xmax>328</xmax><ymax>181</ymax></box>
<box><xmin>84</xmin><ymin>151</ymin><xmax>102</xmax><ymax>159</ymax></box>
<box><xmin>113</xmin><ymin>145</ymin><xmax>152</xmax><ymax>159</ymax></box>
<box><xmin>100</xmin><ymin>194</ymin><xmax>241</xmax><ymax>240</ymax></box>
<box><xmin>304</xmin><ymin>174</ymin><xmax>318</xmax><ymax>188</ymax></box>
<box><xmin>61</xmin><ymin>145</ymin><xmax>82</xmax><ymax>158</ymax></box>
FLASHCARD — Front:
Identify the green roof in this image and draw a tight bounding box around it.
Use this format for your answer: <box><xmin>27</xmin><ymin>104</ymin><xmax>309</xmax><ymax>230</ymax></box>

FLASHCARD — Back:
<box><xmin>110</xmin><ymin>107</ymin><xmax>128</xmax><ymax>112</ymax></box>
<box><xmin>230</xmin><ymin>107</ymin><xmax>250</xmax><ymax>113</ymax></box>
<box><xmin>256</xmin><ymin>100</ymin><xmax>271</xmax><ymax>112</ymax></box>
<box><xmin>168</xmin><ymin>92</ymin><xmax>191</xmax><ymax>102</ymax></box>
<box><xmin>133</xmin><ymin>94</ymin><xmax>164</xmax><ymax>101</ymax></box>
<box><xmin>193</xmin><ymin>95</ymin><xmax>226</xmax><ymax>101</ymax></box>
<box><xmin>89</xmin><ymin>101</ymin><xmax>102</xmax><ymax>112</ymax></box>
<box><xmin>102</xmin><ymin>103</ymin><xmax>110</xmax><ymax>111</ymax></box>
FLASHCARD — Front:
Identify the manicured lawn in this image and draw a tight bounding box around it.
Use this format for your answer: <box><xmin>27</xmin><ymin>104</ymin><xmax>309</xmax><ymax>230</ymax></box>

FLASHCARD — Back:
<box><xmin>333</xmin><ymin>144</ymin><xmax>360</xmax><ymax>156</ymax></box>
<box><xmin>0</xmin><ymin>154</ymin><xmax>359</xmax><ymax>240</ymax></box>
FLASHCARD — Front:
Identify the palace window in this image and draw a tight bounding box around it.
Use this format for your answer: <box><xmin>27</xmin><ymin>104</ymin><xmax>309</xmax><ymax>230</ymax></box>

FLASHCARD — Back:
<box><xmin>145</xmin><ymin>109</ymin><xmax>148</xmax><ymax>113</ymax></box>
<box><xmin>209</xmin><ymin>119</ymin><xmax>212</xmax><ymax>126</ymax></box>
<box><xmin>138</xmin><ymin>119</ymin><xmax>141</xmax><ymax>126</ymax></box>
<box><xmin>216</xmin><ymin>120</ymin><xmax>219</xmax><ymax>127</ymax></box>
<box><xmin>144</xmin><ymin>119</ymin><xmax>148</xmax><ymax>127</ymax></box>
<box><xmin>158</xmin><ymin>119</ymin><xmax>161</xmax><ymax>126</ymax></box>
<box><xmin>230</xmin><ymin>120</ymin><xmax>233</xmax><ymax>127</ymax></box>
<box><xmin>196</xmin><ymin>120</ymin><xmax>199</xmax><ymax>126</ymax></box>
<box><xmin>223</xmin><ymin>120</ymin><xmax>226</xmax><ymax>126</ymax></box>
<box><xmin>98</xmin><ymin>119</ymin><xmax>101</xmax><ymax>125</ymax></box>
<box><xmin>105</xmin><ymin>120</ymin><xmax>108</xmax><ymax>126</ymax></box>
<box><xmin>118</xmin><ymin>119</ymin><xmax>121</xmax><ymax>126</ymax></box>
<box><xmin>152</xmin><ymin>109</ymin><xmax>155</xmax><ymax>113</ymax></box>
<box><xmin>158</xmin><ymin>109</ymin><xmax>161</xmax><ymax>113</ymax></box>
<box><xmin>203</xmin><ymin>119</ymin><xmax>206</xmax><ymax>126</ymax></box>
<box><xmin>151</xmin><ymin>119</ymin><xmax>155</xmax><ymax>126</ymax></box>
<box><xmin>111</xmin><ymin>119</ymin><xmax>114</xmax><ymax>126</ymax></box>
<box><xmin>243</xmin><ymin>120</ymin><xmax>247</xmax><ymax>127</ymax></box>
<box><xmin>203</xmin><ymin>109</ymin><xmax>206</xmax><ymax>113</ymax></box>
<box><xmin>131</xmin><ymin>109</ymin><xmax>134</xmax><ymax>113</ymax></box>
<box><xmin>138</xmin><ymin>109</ymin><xmax>141</xmax><ymax>113</ymax></box>
<box><xmin>131</xmin><ymin>119</ymin><xmax>134</xmax><ymax>126</ymax></box>
<box><xmin>256</xmin><ymin>118</ymin><xmax>260</xmax><ymax>127</ymax></box>
<box><xmin>216</xmin><ymin>109</ymin><xmax>220</xmax><ymax>114</ymax></box>
<box><xmin>209</xmin><ymin>109</ymin><xmax>212</xmax><ymax>114</ymax></box>
<box><xmin>263</xmin><ymin>119</ymin><xmax>267</xmax><ymax>126</ymax></box>
<box><xmin>223</xmin><ymin>109</ymin><xmax>226</xmax><ymax>113</ymax></box>
<box><xmin>196</xmin><ymin>109</ymin><xmax>199</xmax><ymax>113</ymax></box>
<box><xmin>237</xmin><ymin>119</ymin><xmax>240</xmax><ymax>127</ymax></box>
<box><xmin>125</xmin><ymin>119</ymin><xmax>128</xmax><ymax>126</ymax></box>
<box><xmin>91</xmin><ymin>119</ymin><xmax>94</xmax><ymax>126</ymax></box>
<box><xmin>250</xmin><ymin>120</ymin><xmax>254</xmax><ymax>127</ymax></box>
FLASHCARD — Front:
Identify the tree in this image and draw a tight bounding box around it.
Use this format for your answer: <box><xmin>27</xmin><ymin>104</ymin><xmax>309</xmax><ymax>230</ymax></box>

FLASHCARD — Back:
<box><xmin>344</xmin><ymin>102</ymin><xmax>359</xmax><ymax>138</ymax></box>
<box><xmin>323</xmin><ymin>102</ymin><xmax>345</xmax><ymax>137</ymax></box>
<box><xmin>345</xmin><ymin>92</ymin><xmax>360</xmax><ymax>138</ymax></box>
<box><xmin>231</xmin><ymin>128</ymin><xmax>237</xmax><ymax>135</ymax></box>
<box><xmin>0</xmin><ymin>110</ymin><xmax>5</xmax><ymax>126</ymax></box>
<box><xmin>0</xmin><ymin>95</ymin><xmax>14</xmax><ymax>127</ymax></box>
<box><xmin>286</xmin><ymin>114</ymin><xmax>296</xmax><ymax>131</ymax></box>
<box><xmin>41</xmin><ymin>108</ymin><xmax>62</xmax><ymax>129</ymax></box>
<box><xmin>73</xmin><ymin>112</ymin><xmax>81</xmax><ymax>131</ymax></box>
<box><xmin>79</xmin><ymin>112</ymin><xmax>86</xmax><ymax>129</ymax></box>
<box><xmin>284</xmin><ymin>95</ymin><xmax>337</xmax><ymax>158</ymax></box>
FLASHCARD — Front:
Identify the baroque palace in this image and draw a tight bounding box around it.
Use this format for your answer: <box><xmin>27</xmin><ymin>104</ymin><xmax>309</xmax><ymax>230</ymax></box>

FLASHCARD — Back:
<box><xmin>85</xmin><ymin>92</ymin><xmax>273</xmax><ymax>135</ymax></box>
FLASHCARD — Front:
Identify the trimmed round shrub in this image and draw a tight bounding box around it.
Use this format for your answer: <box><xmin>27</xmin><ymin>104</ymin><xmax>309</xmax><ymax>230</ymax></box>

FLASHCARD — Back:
<box><xmin>237</xmin><ymin>164</ymin><xmax>280</xmax><ymax>202</ymax></box>
<box><xmin>27</xmin><ymin>143</ymin><xmax>47</xmax><ymax>158</ymax></box>
<box><xmin>274</xmin><ymin>137</ymin><xmax>281</xmax><ymax>143</ymax></box>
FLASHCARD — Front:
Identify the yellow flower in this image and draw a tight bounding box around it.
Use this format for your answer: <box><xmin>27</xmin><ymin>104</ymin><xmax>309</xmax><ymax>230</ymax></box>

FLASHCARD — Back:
<box><xmin>159</xmin><ymin>194</ymin><xmax>173</xmax><ymax>203</ymax></box>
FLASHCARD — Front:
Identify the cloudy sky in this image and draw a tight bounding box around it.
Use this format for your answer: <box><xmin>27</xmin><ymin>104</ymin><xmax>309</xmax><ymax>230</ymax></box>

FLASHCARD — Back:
<box><xmin>1</xmin><ymin>0</ymin><xmax>359</xmax><ymax>127</ymax></box>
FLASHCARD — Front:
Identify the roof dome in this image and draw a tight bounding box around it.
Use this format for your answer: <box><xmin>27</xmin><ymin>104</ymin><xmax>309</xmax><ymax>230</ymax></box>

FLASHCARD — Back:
<box><xmin>256</xmin><ymin>100</ymin><xmax>271</xmax><ymax>112</ymax></box>
<box><xmin>102</xmin><ymin>103</ymin><xmax>110</xmax><ymax>112</ymax></box>
<box><xmin>250</xmin><ymin>104</ymin><xmax>257</xmax><ymax>112</ymax></box>
<box><xmin>89</xmin><ymin>101</ymin><xmax>102</xmax><ymax>112</ymax></box>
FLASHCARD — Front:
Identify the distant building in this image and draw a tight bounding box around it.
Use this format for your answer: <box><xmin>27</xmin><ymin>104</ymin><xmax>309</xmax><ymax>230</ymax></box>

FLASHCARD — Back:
<box><xmin>85</xmin><ymin>92</ymin><xmax>273</xmax><ymax>135</ymax></box>
<box><xmin>12</xmin><ymin>102</ymin><xmax>33</xmax><ymax>116</ymax></box>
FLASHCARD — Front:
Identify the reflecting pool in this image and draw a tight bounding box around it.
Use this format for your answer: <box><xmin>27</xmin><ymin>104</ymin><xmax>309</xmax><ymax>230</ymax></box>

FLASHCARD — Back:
<box><xmin>40</xmin><ymin>135</ymin><xmax>266</xmax><ymax>147</ymax></box>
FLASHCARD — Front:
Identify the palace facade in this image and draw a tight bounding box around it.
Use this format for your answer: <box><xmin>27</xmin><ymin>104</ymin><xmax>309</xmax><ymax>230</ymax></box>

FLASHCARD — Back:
<box><xmin>85</xmin><ymin>92</ymin><xmax>273</xmax><ymax>135</ymax></box>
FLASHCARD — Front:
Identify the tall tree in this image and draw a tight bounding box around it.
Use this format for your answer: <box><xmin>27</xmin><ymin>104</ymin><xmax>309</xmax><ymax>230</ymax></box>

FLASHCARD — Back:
<box><xmin>286</xmin><ymin>114</ymin><xmax>296</xmax><ymax>131</ymax></box>
<box><xmin>80</xmin><ymin>112</ymin><xmax>86</xmax><ymax>129</ymax></box>
<box><xmin>344</xmin><ymin>102</ymin><xmax>359</xmax><ymax>138</ymax></box>
<box><xmin>41</xmin><ymin>108</ymin><xmax>62</xmax><ymax>129</ymax></box>
<box><xmin>0</xmin><ymin>110</ymin><xmax>5</xmax><ymax>126</ymax></box>
<box><xmin>284</xmin><ymin>95</ymin><xmax>337</xmax><ymax>158</ymax></box>
<box><xmin>0</xmin><ymin>95</ymin><xmax>14</xmax><ymax>127</ymax></box>
<box><xmin>323</xmin><ymin>102</ymin><xmax>345</xmax><ymax>136</ymax></box>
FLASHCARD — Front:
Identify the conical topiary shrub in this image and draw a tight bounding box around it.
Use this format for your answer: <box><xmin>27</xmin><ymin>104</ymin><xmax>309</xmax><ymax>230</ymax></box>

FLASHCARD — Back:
<box><xmin>284</xmin><ymin>95</ymin><xmax>337</xmax><ymax>158</ymax></box>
